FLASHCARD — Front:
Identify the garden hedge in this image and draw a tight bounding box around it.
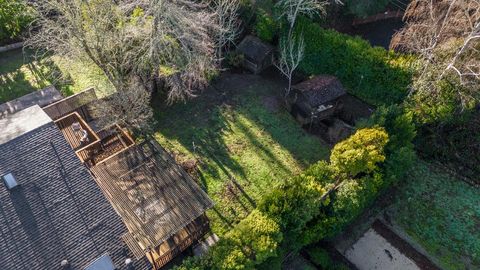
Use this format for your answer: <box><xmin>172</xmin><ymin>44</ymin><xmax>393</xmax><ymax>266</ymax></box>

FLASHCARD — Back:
<box><xmin>175</xmin><ymin>122</ymin><xmax>418</xmax><ymax>269</ymax></box>
<box><xmin>295</xmin><ymin>17</ymin><xmax>415</xmax><ymax>107</ymax></box>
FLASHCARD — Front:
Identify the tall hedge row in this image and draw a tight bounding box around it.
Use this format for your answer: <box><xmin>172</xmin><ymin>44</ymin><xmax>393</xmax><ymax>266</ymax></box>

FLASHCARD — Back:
<box><xmin>175</xmin><ymin>111</ymin><xmax>416</xmax><ymax>269</ymax></box>
<box><xmin>296</xmin><ymin>18</ymin><xmax>415</xmax><ymax>107</ymax></box>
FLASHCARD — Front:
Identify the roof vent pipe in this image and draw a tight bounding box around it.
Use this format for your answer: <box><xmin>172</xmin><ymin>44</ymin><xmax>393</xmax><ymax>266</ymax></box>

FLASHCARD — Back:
<box><xmin>60</xmin><ymin>259</ymin><xmax>69</xmax><ymax>269</ymax></box>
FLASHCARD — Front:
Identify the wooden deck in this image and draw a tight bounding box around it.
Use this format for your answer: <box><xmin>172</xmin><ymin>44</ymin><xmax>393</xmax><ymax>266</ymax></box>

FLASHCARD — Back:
<box><xmin>149</xmin><ymin>215</ymin><xmax>210</xmax><ymax>269</ymax></box>
<box><xmin>55</xmin><ymin>112</ymin><xmax>99</xmax><ymax>151</ymax></box>
<box><xmin>54</xmin><ymin>112</ymin><xmax>134</xmax><ymax>165</ymax></box>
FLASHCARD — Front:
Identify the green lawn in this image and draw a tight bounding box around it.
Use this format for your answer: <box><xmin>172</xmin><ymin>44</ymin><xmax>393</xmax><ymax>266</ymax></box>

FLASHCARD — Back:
<box><xmin>153</xmin><ymin>73</ymin><xmax>330</xmax><ymax>235</ymax></box>
<box><xmin>0</xmin><ymin>49</ymin><xmax>113</xmax><ymax>103</ymax></box>
<box><xmin>388</xmin><ymin>162</ymin><xmax>480</xmax><ymax>270</ymax></box>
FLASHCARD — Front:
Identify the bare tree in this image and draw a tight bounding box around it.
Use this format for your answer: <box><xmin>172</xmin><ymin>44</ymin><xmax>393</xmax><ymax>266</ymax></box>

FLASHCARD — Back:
<box><xmin>274</xmin><ymin>0</ymin><xmax>328</xmax><ymax>97</ymax></box>
<box><xmin>276</xmin><ymin>0</ymin><xmax>328</xmax><ymax>30</ymax></box>
<box><xmin>92</xmin><ymin>77</ymin><xmax>155</xmax><ymax>134</ymax></box>
<box><xmin>392</xmin><ymin>0</ymin><xmax>480</xmax><ymax>108</ymax></box>
<box><xmin>212</xmin><ymin>0</ymin><xmax>242</xmax><ymax>61</ymax></box>
<box><xmin>276</xmin><ymin>34</ymin><xmax>305</xmax><ymax>98</ymax></box>
<box><xmin>27</xmin><ymin>0</ymin><xmax>231</xmax><ymax>132</ymax></box>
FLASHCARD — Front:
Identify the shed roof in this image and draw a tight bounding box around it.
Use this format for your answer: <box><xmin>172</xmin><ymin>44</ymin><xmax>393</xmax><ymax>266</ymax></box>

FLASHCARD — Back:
<box><xmin>0</xmin><ymin>109</ymin><xmax>147</xmax><ymax>269</ymax></box>
<box><xmin>90</xmin><ymin>140</ymin><xmax>214</xmax><ymax>252</ymax></box>
<box><xmin>237</xmin><ymin>35</ymin><xmax>274</xmax><ymax>63</ymax></box>
<box><xmin>293</xmin><ymin>75</ymin><xmax>347</xmax><ymax>107</ymax></box>
<box><xmin>0</xmin><ymin>86</ymin><xmax>62</xmax><ymax>118</ymax></box>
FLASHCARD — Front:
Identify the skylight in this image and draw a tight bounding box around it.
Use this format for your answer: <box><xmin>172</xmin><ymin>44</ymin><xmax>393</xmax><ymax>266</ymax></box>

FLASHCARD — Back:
<box><xmin>2</xmin><ymin>173</ymin><xmax>18</xmax><ymax>190</ymax></box>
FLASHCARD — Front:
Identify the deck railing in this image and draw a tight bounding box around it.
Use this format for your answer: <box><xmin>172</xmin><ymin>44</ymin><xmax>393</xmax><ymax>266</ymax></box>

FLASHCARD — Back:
<box><xmin>55</xmin><ymin>112</ymin><xmax>134</xmax><ymax>165</ymax></box>
<box><xmin>54</xmin><ymin>112</ymin><xmax>100</xmax><ymax>154</ymax></box>
<box><xmin>152</xmin><ymin>218</ymin><xmax>210</xmax><ymax>269</ymax></box>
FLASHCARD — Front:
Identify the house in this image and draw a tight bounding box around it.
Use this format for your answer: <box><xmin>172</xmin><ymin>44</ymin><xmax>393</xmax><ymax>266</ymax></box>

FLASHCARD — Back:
<box><xmin>0</xmin><ymin>88</ymin><xmax>214</xmax><ymax>269</ymax></box>
<box><xmin>0</xmin><ymin>105</ymin><xmax>148</xmax><ymax>269</ymax></box>
<box><xmin>287</xmin><ymin>75</ymin><xmax>347</xmax><ymax>125</ymax></box>
<box><xmin>236</xmin><ymin>35</ymin><xmax>274</xmax><ymax>74</ymax></box>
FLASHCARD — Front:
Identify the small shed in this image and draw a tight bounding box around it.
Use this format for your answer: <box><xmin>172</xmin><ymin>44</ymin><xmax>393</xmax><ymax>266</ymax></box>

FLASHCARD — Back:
<box><xmin>236</xmin><ymin>35</ymin><xmax>274</xmax><ymax>74</ymax></box>
<box><xmin>288</xmin><ymin>75</ymin><xmax>347</xmax><ymax>125</ymax></box>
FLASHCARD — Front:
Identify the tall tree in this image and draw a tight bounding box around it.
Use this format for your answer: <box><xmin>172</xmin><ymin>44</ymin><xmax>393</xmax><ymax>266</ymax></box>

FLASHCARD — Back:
<box><xmin>28</xmin><ymin>0</ymin><xmax>239</xmax><ymax>132</ymax></box>
<box><xmin>275</xmin><ymin>0</ymin><xmax>328</xmax><ymax>97</ymax></box>
<box><xmin>392</xmin><ymin>0</ymin><xmax>480</xmax><ymax>112</ymax></box>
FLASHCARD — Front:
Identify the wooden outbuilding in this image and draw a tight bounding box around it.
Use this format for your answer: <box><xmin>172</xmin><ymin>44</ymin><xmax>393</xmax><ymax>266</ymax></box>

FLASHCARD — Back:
<box><xmin>288</xmin><ymin>75</ymin><xmax>347</xmax><ymax>125</ymax></box>
<box><xmin>236</xmin><ymin>35</ymin><xmax>274</xmax><ymax>74</ymax></box>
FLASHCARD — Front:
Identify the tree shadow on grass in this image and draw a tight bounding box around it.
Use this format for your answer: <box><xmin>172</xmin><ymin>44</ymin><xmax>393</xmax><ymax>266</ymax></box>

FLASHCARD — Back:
<box><xmin>151</xmin><ymin>71</ymin><xmax>329</xmax><ymax>231</ymax></box>
<box><xmin>0</xmin><ymin>49</ymin><xmax>74</xmax><ymax>103</ymax></box>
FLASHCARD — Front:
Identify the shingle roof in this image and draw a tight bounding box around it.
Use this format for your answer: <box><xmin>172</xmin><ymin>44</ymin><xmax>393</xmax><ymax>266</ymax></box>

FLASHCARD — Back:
<box><xmin>293</xmin><ymin>75</ymin><xmax>347</xmax><ymax>107</ymax></box>
<box><xmin>0</xmin><ymin>108</ymin><xmax>148</xmax><ymax>270</ymax></box>
<box><xmin>237</xmin><ymin>35</ymin><xmax>274</xmax><ymax>63</ymax></box>
<box><xmin>90</xmin><ymin>140</ymin><xmax>214</xmax><ymax>251</ymax></box>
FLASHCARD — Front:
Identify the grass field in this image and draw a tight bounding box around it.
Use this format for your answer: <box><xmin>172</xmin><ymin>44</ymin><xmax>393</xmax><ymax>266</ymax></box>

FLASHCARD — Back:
<box><xmin>388</xmin><ymin>162</ymin><xmax>480</xmax><ymax>270</ymax></box>
<box><xmin>0</xmin><ymin>49</ymin><xmax>113</xmax><ymax>103</ymax></box>
<box><xmin>153</xmin><ymin>72</ymin><xmax>330</xmax><ymax>234</ymax></box>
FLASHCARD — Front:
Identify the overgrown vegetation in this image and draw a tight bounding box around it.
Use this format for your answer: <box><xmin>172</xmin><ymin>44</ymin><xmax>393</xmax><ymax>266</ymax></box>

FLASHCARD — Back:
<box><xmin>306</xmin><ymin>247</ymin><xmax>349</xmax><ymax>270</ymax></box>
<box><xmin>254</xmin><ymin>8</ymin><xmax>277</xmax><ymax>42</ymax></box>
<box><xmin>415</xmin><ymin>110</ymin><xmax>480</xmax><ymax>182</ymax></box>
<box><xmin>296</xmin><ymin>17</ymin><xmax>415</xmax><ymax>106</ymax></box>
<box><xmin>0</xmin><ymin>0</ymin><xmax>33</xmax><ymax>44</ymax></box>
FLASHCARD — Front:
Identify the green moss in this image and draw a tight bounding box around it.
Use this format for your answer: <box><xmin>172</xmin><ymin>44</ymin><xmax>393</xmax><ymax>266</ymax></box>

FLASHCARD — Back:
<box><xmin>389</xmin><ymin>162</ymin><xmax>480</xmax><ymax>269</ymax></box>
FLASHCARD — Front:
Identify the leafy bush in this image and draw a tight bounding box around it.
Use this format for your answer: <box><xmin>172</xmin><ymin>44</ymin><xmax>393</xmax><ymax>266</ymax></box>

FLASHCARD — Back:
<box><xmin>0</xmin><ymin>0</ymin><xmax>33</xmax><ymax>42</ymax></box>
<box><xmin>254</xmin><ymin>8</ymin><xmax>277</xmax><ymax>42</ymax></box>
<box><xmin>296</xmin><ymin>18</ymin><xmax>414</xmax><ymax>106</ymax></box>
<box><xmin>330</xmin><ymin>128</ymin><xmax>389</xmax><ymax>177</ymax></box>
<box><xmin>259</xmin><ymin>164</ymin><xmax>333</xmax><ymax>249</ymax></box>
<box><xmin>360</xmin><ymin>105</ymin><xmax>416</xmax><ymax>185</ymax></box>
<box><xmin>226</xmin><ymin>51</ymin><xmax>245</xmax><ymax>68</ymax></box>
<box><xmin>210</xmin><ymin>210</ymin><xmax>283</xmax><ymax>269</ymax></box>
<box><xmin>342</xmin><ymin>0</ymin><xmax>391</xmax><ymax>18</ymax></box>
<box><xmin>307</xmin><ymin>247</ymin><xmax>333</xmax><ymax>269</ymax></box>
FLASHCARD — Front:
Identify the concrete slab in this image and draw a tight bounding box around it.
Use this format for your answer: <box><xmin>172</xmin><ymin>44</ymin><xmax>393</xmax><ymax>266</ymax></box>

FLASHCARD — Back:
<box><xmin>345</xmin><ymin>228</ymin><xmax>420</xmax><ymax>270</ymax></box>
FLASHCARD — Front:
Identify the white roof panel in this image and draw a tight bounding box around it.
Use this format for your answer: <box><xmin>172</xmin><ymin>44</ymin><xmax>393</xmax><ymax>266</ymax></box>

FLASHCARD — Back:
<box><xmin>0</xmin><ymin>105</ymin><xmax>52</xmax><ymax>145</ymax></box>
